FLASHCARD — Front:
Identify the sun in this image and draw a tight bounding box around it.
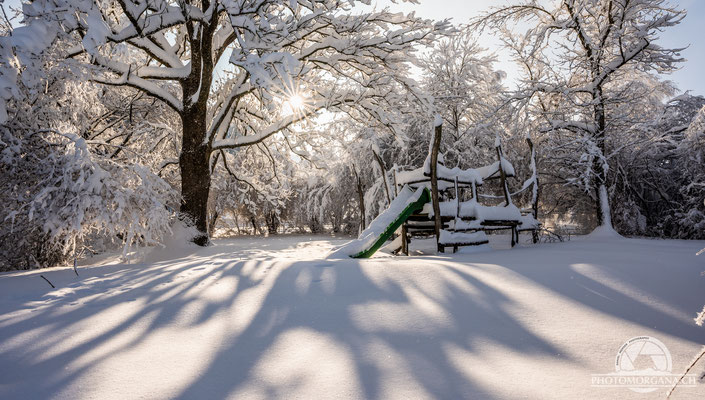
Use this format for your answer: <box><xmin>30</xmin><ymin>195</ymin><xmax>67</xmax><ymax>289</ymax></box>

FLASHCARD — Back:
<box><xmin>287</xmin><ymin>94</ymin><xmax>305</xmax><ymax>111</ymax></box>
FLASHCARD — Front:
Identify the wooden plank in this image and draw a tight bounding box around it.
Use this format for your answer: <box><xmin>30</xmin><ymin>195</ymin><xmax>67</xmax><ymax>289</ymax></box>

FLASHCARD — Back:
<box><xmin>430</xmin><ymin>123</ymin><xmax>443</xmax><ymax>253</ymax></box>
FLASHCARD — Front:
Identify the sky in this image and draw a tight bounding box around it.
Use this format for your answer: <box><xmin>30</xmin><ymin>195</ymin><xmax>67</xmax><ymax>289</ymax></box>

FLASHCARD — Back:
<box><xmin>371</xmin><ymin>0</ymin><xmax>705</xmax><ymax>97</ymax></box>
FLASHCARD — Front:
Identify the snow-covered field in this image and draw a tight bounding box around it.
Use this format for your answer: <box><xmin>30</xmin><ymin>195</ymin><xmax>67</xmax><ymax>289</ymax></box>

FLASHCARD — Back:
<box><xmin>1</xmin><ymin>234</ymin><xmax>704</xmax><ymax>399</ymax></box>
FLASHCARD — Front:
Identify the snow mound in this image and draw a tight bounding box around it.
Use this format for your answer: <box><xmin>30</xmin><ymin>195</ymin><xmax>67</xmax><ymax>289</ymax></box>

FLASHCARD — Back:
<box><xmin>585</xmin><ymin>225</ymin><xmax>623</xmax><ymax>240</ymax></box>
<box><xmin>455</xmin><ymin>243</ymin><xmax>493</xmax><ymax>254</ymax></box>
<box><xmin>141</xmin><ymin>221</ymin><xmax>201</xmax><ymax>263</ymax></box>
<box><xmin>439</xmin><ymin>230</ymin><xmax>488</xmax><ymax>245</ymax></box>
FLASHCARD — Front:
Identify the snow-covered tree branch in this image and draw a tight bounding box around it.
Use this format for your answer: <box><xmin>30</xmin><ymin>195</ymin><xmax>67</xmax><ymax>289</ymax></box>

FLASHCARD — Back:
<box><xmin>477</xmin><ymin>0</ymin><xmax>686</xmax><ymax>230</ymax></box>
<box><xmin>4</xmin><ymin>0</ymin><xmax>448</xmax><ymax>245</ymax></box>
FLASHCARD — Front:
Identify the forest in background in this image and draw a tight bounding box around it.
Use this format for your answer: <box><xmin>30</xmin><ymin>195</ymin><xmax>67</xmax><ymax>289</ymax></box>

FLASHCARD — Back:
<box><xmin>1</xmin><ymin>0</ymin><xmax>704</xmax><ymax>270</ymax></box>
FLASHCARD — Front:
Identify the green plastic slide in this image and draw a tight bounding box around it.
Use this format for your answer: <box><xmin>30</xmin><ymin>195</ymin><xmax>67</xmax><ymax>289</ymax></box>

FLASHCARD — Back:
<box><xmin>351</xmin><ymin>187</ymin><xmax>431</xmax><ymax>258</ymax></box>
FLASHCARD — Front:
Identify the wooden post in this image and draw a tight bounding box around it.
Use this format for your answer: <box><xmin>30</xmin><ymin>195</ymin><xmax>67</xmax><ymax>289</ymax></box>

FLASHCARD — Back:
<box><xmin>372</xmin><ymin>149</ymin><xmax>391</xmax><ymax>206</ymax></box>
<box><xmin>495</xmin><ymin>141</ymin><xmax>511</xmax><ymax>206</ymax></box>
<box><xmin>430</xmin><ymin>123</ymin><xmax>443</xmax><ymax>253</ymax></box>
<box><xmin>401</xmin><ymin>225</ymin><xmax>408</xmax><ymax>256</ymax></box>
<box><xmin>527</xmin><ymin>136</ymin><xmax>540</xmax><ymax>244</ymax></box>
<box><xmin>454</xmin><ymin>176</ymin><xmax>460</xmax><ymax>218</ymax></box>
<box><xmin>393</xmin><ymin>166</ymin><xmax>404</xmax><ymax>254</ymax></box>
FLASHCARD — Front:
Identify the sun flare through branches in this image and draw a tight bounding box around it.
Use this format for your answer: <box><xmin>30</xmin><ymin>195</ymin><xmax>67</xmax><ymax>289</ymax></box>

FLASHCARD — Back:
<box><xmin>287</xmin><ymin>94</ymin><xmax>305</xmax><ymax>112</ymax></box>
<box><xmin>282</xmin><ymin>88</ymin><xmax>311</xmax><ymax>118</ymax></box>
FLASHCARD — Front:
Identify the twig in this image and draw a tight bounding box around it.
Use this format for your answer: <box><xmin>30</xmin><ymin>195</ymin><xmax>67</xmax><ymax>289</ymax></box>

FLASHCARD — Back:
<box><xmin>539</xmin><ymin>227</ymin><xmax>565</xmax><ymax>243</ymax></box>
<box><xmin>667</xmin><ymin>345</ymin><xmax>705</xmax><ymax>398</ymax></box>
<box><xmin>40</xmin><ymin>275</ymin><xmax>55</xmax><ymax>289</ymax></box>
<box><xmin>73</xmin><ymin>258</ymin><xmax>79</xmax><ymax>277</ymax></box>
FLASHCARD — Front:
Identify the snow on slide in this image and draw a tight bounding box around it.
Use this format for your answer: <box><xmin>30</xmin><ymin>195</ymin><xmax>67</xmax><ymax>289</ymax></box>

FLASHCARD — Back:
<box><xmin>328</xmin><ymin>185</ymin><xmax>429</xmax><ymax>259</ymax></box>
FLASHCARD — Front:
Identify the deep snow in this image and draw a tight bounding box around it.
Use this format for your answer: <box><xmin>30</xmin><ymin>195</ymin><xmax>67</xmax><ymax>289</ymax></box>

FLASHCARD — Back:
<box><xmin>1</xmin><ymin>234</ymin><xmax>704</xmax><ymax>399</ymax></box>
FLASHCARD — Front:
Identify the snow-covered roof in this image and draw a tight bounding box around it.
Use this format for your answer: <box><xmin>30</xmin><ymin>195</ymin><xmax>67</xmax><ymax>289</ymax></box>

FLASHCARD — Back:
<box><xmin>396</xmin><ymin>155</ymin><xmax>515</xmax><ymax>188</ymax></box>
<box><xmin>427</xmin><ymin>200</ymin><xmax>538</xmax><ymax>227</ymax></box>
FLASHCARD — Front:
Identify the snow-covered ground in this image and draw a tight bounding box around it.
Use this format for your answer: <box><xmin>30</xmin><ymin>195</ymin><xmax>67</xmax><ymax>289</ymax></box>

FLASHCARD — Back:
<box><xmin>1</xmin><ymin>234</ymin><xmax>704</xmax><ymax>399</ymax></box>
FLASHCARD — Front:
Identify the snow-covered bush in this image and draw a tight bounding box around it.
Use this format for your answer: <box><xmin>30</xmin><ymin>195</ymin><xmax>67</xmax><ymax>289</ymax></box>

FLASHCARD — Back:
<box><xmin>0</xmin><ymin>30</ymin><xmax>180</xmax><ymax>270</ymax></box>
<box><xmin>609</xmin><ymin>94</ymin><xmax>705</xmax><ymax>238</ymax></box>
<box><xmin>0</xmin><ymin>127</ymin><xmax>176</xmax><ymax>270</ymax></box>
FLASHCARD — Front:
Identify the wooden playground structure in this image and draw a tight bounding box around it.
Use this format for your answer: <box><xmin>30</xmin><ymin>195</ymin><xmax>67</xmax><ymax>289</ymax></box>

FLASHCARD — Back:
<box><xmin>336</xmin><ymin>122</ymin><xmax>541</xmax><ymax>259</ymax></box>
<box><xmin>391</xmin><ymin>123</ymin><xmax>540</xmax><ymax>254</ymax></box>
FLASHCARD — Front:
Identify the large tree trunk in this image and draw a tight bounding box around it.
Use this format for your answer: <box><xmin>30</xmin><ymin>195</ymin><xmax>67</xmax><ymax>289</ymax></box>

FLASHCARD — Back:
<box><xmin>592</xmin><ymin>87</ymin><xmax>612</xmax><ymax>229</ymax></box>
<box><xmin>372</xmin><ymin>149</ymin><xmax>391</xmax><ymax>205</ymax></box>
<box><xmin>178</xmin><ymin>25</ymin><xmax>215</xmax><ymax>246</ymax></box>
<box><xmin>266</xmin><ymin>211</ymin><xmax>280</xmax><ymax>235</ymax></box>
<box><xmin>179</xmin><ymin>127</ymin><xmax>211</xmax><ymax>245</ymax></box>
<box><xmin>353</xmin><ymin>166</ymin><xmax>366</xmax><ymax>234</ymax></box>
<box><xmin>250</xmin><ymin>216</ymin><xmax>259</xmax><ymax>235</ymax></box>
<box><xmin>207</xmin><ymin>210</ymin><xmax>219</xmax><ymax>237</ymax></box>
<box><xmin>179</xmin><ymin>103</ymin><xmax>211</xmax><ymax>245</ymax></box>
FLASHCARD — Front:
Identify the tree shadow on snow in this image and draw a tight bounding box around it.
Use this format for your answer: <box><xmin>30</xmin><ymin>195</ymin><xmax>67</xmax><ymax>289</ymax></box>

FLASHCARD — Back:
<box><xmin>0</xmin><ymin>243</ymin><xmax>570</xmax><ymax>400</ymax></box>
<box><xmin>172</xmin><ymin>258</ymin><xmax>567</xmax><ymax>399</ymax></box>
<box><xmin>483</xmin><ymin>239</ymin><xmax>705</xmax><ymax>347</ymax></box>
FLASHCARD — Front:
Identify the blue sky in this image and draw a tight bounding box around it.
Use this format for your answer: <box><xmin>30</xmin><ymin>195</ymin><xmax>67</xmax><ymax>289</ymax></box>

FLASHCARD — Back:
<box><xmin>373</xmin><ymin>0</ymin><xmax>704</xmax><ymax>96</ymax></box>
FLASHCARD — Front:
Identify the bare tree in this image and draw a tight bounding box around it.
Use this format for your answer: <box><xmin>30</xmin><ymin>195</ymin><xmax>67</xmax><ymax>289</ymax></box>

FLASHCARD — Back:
<box><xmin>478</xmin><ymin>0</ymin><xmax>685</xmax><ymax>229</ymax></box>
<box><xmin>16</xmin><ymin>0</ymin><xmax>446</xmax><ymax>244</ymax></box>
